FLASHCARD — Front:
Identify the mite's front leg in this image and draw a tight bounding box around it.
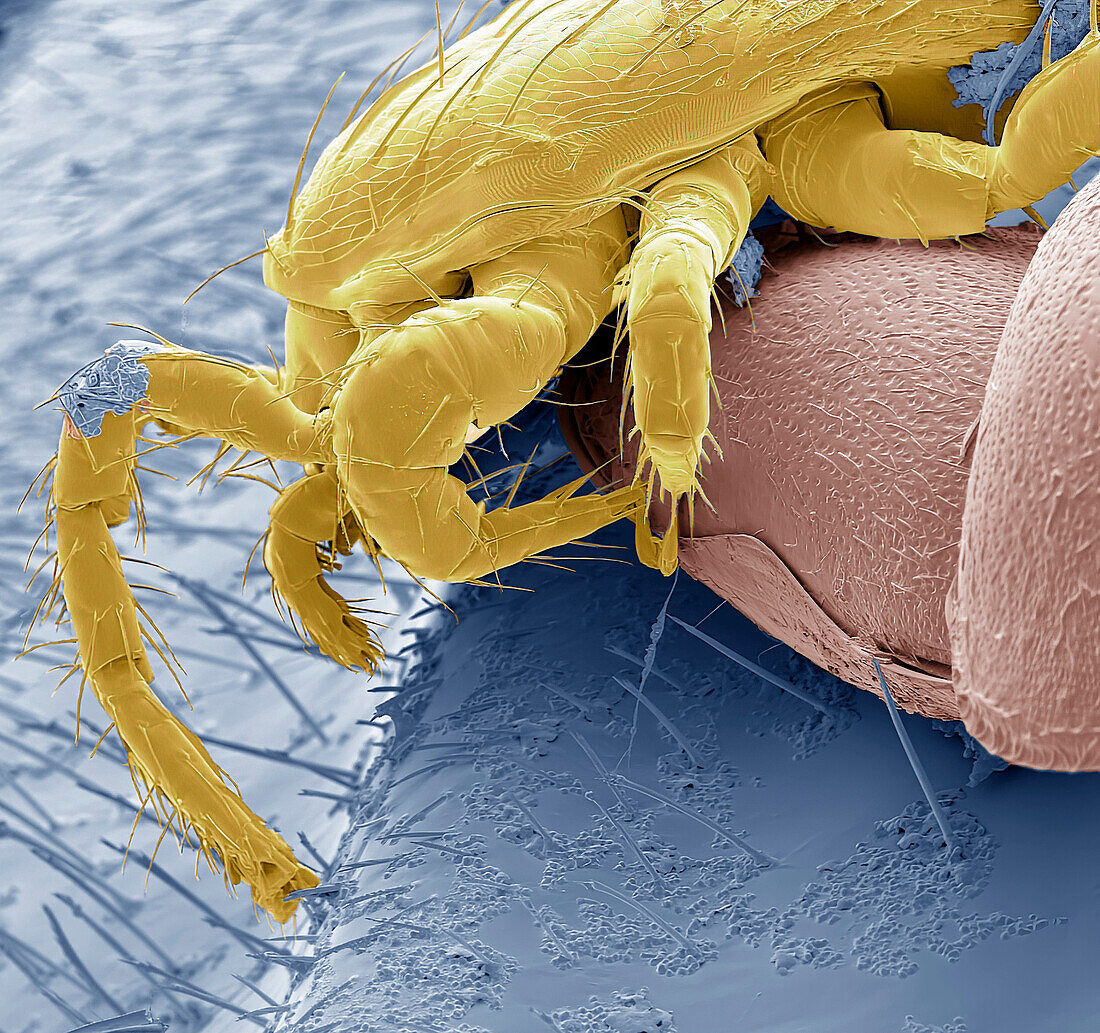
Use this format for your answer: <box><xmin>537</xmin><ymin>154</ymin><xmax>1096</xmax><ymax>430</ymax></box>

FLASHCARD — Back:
<box><xmin>332</xmin><ymin>211</ymin><xmax>643</xmax><ymax>583</ymax></box>
<box><xmin>50</xmin><ymin>342</ymin><xmax>329</xmax><ymax>920</ymax></box>
<box><xmin>625</xmin><ymin>136</ymin><xmax>773</xmax><ymax>573</ymax></box>
<box><xmin>264</xmin><ymin>467</ymin><xmax>383</xmax><ymax>670</ymax></box>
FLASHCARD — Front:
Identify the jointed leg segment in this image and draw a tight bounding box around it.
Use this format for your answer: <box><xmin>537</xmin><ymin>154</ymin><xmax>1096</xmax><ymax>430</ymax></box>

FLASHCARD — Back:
<box><xmin>264</xmin><ymin>466</ymin><xmax>383</xmax><ymax>670</ymax></box>
<box><xmin>760</xmin><ymin>32</ymin><xmax>1099</xmax><ymax>241</ymax></box>
<box><xmin>52</xmin><ymin>345</ymin><xmax>332</xmax><ymax>920</ymax></box>
<box><xmin>624</xmin><ymin>134</ymin><xmax>774</xmax><ymax>572</ymax></box>
<box><xmin>988</xmin><ymin>28</ymin><xmax>1100</xmax><ymax>214</ymax></box>
<box><xmin>332</xmin><ymin>209</ymin><xmax>643</xmax><ymax>583</ymax></box>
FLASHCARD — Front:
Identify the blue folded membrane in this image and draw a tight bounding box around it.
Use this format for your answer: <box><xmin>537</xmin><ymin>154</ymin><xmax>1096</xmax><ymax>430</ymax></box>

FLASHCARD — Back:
<box><xmin>58</xmin><ymin>340</ymin><xmax>162</xmax><ymax>438</ymax></box>
<box><xmin>948</xmin><ymin>0</ymin><xmax>1092</xmax><ymax>143</ymax></box>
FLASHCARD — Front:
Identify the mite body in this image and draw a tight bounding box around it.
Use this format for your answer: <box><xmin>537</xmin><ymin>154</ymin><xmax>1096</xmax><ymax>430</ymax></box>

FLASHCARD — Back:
<box><xmin>35</xmin><ymin>1</ymin><xmax>1099</xmax><ymax>918</ymax></box>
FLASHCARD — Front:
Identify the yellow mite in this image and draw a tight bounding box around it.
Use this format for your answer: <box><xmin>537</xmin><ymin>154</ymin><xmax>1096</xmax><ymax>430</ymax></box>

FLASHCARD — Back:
<box><xmin>32</xmin><ymin>0</ymin><xmax>1099</xmax><ymax>920</ymax></box>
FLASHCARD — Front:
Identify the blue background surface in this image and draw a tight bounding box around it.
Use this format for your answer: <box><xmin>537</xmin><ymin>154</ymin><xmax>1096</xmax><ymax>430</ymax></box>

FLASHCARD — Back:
<box><xmin>1</xmin><ymin>3</ymin><xmax>1097</xmax><ymax>1032</ymax></box>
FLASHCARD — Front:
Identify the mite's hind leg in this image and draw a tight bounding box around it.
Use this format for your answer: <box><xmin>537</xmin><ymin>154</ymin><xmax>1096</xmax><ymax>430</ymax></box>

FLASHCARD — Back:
<box><xmin>988</xmin><ymin>26</ymin><xmax>1099</xmax><ymax>214</ymax></box>
<box><xmin>760</xmin><ymin>85</ymin><xmax>999</xmax><ymax>241</ymax></box>
<box><xmin>624</xmin><ymin>135</ymin><xmax>774</xmax><ymax>572</ymax></box>
<box><xmin>761</xmin><ymin>36</ymin><xmax>1099</xmax><ymax>243</ymax></box>
<box><xmin>331</xmin><ymin>208</ymin><xmax>643</xmax><ymax>583</ymax></box>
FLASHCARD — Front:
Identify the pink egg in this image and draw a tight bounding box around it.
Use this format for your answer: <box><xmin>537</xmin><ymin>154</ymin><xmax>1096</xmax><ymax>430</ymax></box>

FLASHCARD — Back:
<box><xmin>561</xmin><ymin>180</ymin><xmax>1098</xmax><ymax>770</ymax></box>
<box><xmin>950</xmin><ymin>177</ymin><xmax>1100</xmax><ymax>771</ymax></box>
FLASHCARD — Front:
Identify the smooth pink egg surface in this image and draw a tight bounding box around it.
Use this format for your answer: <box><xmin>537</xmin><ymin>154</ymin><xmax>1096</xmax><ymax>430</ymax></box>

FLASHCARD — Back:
<box><xmin>949</xmin><ymin>178</ymin><xmax>1100</xmax><ymax>771</ymax></box>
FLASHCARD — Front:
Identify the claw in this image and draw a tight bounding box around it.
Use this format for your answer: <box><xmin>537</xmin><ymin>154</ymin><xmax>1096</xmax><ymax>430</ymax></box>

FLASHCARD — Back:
<box><xmin>632</xmin><ymin>453</ymin><xmax>685</xmax><ymax>576</ymax></box>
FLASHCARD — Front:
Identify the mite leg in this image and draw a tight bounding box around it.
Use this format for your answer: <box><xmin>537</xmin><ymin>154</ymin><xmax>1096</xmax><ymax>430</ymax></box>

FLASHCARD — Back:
<box><xmin>761</xmin><ymin>34</ymin><xmax>1098</xmax><ymax>243</ymax></box>
<box><xmin>760</xmin><ymin>87</ymin><xmax>998</xmax><ymax>242</ymax></box>
<box><xmin>51</xmin><ymin>344</ymin><xmax>331</xmax><ymax>920</ymax></box>
<box><xmin>625</xmin><ymin>135</ymin><xmax>774</xmax><ymax>573</ymax></box>
<box><xmin>281</xmin><ymin>300</ymin><xmax>360</xmax><ymax>414</ymax></box>
<box><xmin>331</xmin><ymin>208</ymin><xmax>644</xmax><ymax>584</ymax></box>
<box><xmin>988</xmin><ymin>28</ymin><xmax>1099</xmax><ymax>214</ymax></box>
<box><xmin>264</xmin><ymin>466</ymin><xmax>383</xmax><ymax>670</ymax></box>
